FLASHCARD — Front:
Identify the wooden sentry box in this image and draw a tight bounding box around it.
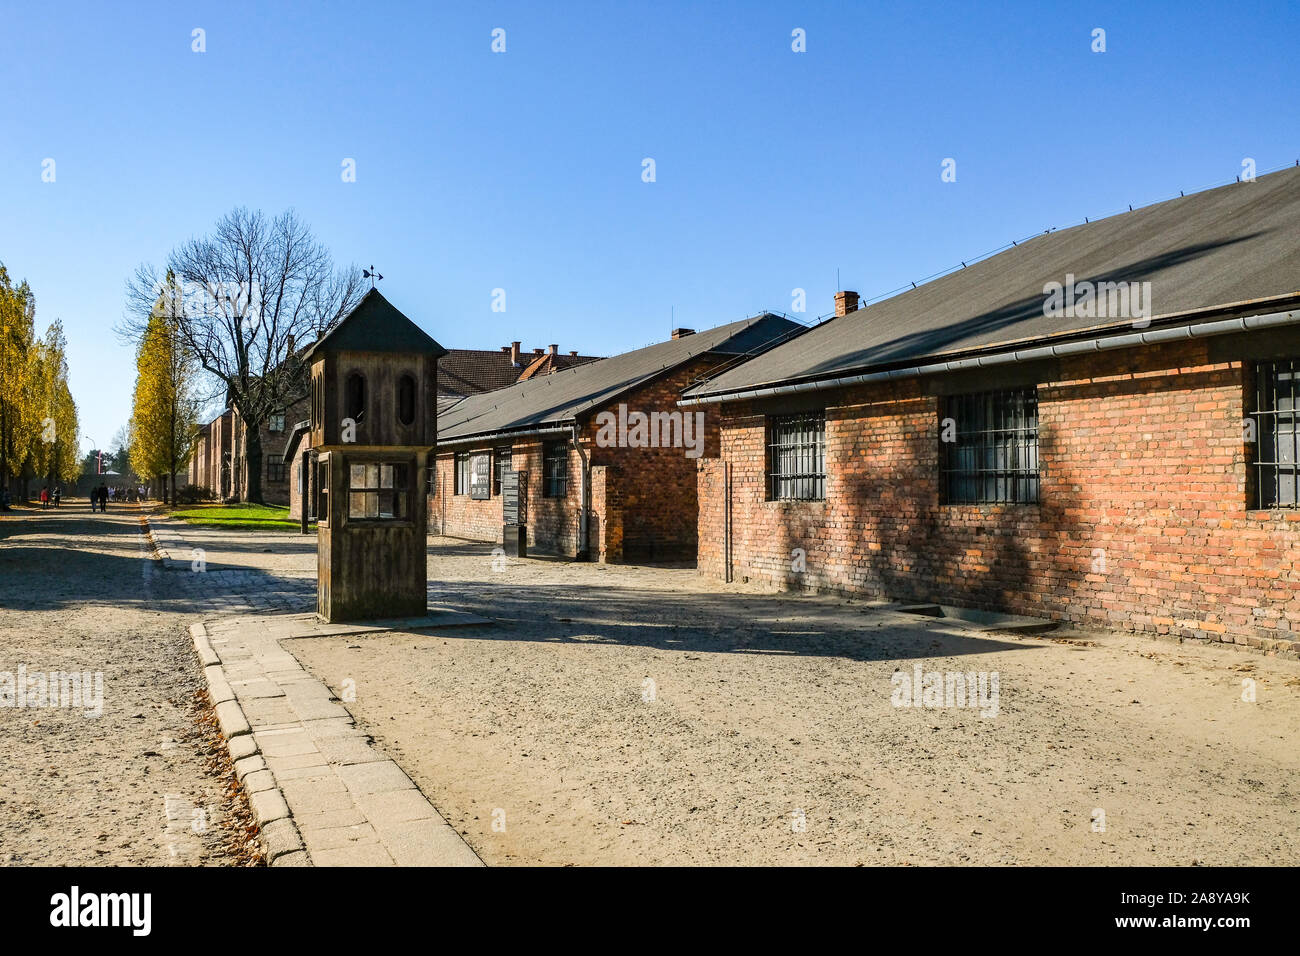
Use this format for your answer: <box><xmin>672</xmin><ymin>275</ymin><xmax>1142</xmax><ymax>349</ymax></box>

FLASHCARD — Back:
<box><xmin>305</xmin><ymin>289</ymin><xmax>447</xmax><ymax>622</ymax></box>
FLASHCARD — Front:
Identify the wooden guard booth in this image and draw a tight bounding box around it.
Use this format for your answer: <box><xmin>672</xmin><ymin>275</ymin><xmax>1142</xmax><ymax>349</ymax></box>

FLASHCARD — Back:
<box><xmin>305</xmin><ymin>289</ymin><xmax>447</xmax><ymax>622</ymax></box>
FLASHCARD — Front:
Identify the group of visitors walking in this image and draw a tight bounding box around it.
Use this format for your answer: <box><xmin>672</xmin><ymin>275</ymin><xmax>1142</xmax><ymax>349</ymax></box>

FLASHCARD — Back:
<box><xmin>87</xmin><ymin>484</ymin><xmax>148</xmax><ymax>511</ymax></box>
<box><xmin>0</xmin><ymin>483</ymin><xmax>149</xmax><ymax>513</ymax></box>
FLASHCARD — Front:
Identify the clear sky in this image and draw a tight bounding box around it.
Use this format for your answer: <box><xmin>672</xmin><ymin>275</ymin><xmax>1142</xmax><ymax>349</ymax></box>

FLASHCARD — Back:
<box><xmin>2</xmin><ymin>0</ymin><xmax>1297</xmax><ymax>454</ymax></box>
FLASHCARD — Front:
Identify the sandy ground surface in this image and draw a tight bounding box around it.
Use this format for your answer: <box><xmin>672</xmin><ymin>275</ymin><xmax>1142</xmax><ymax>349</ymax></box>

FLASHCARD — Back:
<box><xmin>0</xmin><ymin>504</ymin><xmax>258</xmax><ymax>865</ymax></box>
<box><xmin>283</xmin><ymin>537</ymin><xmax>1300</xmax><ymax>867</ymax></box>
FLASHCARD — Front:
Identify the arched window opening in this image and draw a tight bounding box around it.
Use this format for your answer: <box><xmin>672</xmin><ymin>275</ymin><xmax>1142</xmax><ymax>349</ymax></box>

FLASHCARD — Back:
<box><xmin>397</xmin><ymin>374</ymin><xmax>416</xmax><ymax>427</ymax></box>
<box><xmin>345</xmin><ymin>373</ymin><xmax>366</xmax><ymax>422</ymax></box>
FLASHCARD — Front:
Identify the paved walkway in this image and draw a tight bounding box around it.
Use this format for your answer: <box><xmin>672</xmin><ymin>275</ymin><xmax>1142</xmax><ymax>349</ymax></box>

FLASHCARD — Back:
<box><xmin>147</xmin><ymin>513</ymin><xmax>487</xmax><ymax>867</ymax></box>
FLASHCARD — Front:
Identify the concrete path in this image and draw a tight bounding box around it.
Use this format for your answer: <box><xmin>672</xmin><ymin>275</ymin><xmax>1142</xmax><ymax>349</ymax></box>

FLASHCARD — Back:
<box><xmin>148</xmin><ymin>513</ymin><xmax>488</xmax><ymax>867</ymax></box>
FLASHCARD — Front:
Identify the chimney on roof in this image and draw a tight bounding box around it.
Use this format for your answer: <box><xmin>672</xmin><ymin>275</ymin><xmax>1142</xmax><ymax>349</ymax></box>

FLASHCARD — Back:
<box><xmin>533</xmin><ymin>347</ymin><xmax>544</xmax><ymax>355</ymax></box>
<box><xmin>500</xmin><ymin>346</ymin><xmax>510</xmax><ymax>353</ymax></box>
<box><xmin>510</xmin><ymin>341</ymin><xmax>521</xmax><ymax>365</ymax></box>
<box><xmin>548</xmin><ymin>344</ymin><xmax>558</xmax><ymax>356</ymax></box>
<box><xmin>569</xmin><ymin>350</ymin><xmax>577</xmax><ymax>357</ymax></box>
<box><xmin>671</xmin><ymin>328</ymin><xmax>695</xmax><ymax>339</ymax></box>
<box><xmin>834</xmin><ymin>290</ymin><xmax>860</xmax><ymax>317</ymax></box>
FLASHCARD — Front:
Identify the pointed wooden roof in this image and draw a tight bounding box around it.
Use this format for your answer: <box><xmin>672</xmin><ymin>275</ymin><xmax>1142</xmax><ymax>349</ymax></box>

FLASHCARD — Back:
<box><xmin>306</xmin><ymin>288</ymin><xmax>447</xmax><ymax>360</ymax></box>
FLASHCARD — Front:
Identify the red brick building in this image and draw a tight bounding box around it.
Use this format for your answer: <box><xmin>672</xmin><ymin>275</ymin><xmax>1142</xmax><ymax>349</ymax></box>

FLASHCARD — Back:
<box><xmin>432</xmin><ymin>315</ymin><xmax>802</xmax><ymax>561</ymax></box>
<box><xmin>685</xmin><ymin>168</ymin><xmax>1300</xmax><ymax>652</ymax></box>
<box><xmin>188</xmin><ymin>401</ymin><xmax>303</xmax><ymax>503</ymax></box>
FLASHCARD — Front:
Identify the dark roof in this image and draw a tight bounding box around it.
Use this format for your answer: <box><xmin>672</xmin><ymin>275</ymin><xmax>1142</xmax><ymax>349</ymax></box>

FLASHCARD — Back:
<box><xmin>687</xmin><ymin>166</ymin><xmax>1300</xmax><ymax>399</ymax></box>
<box><xmin>306</xmin><ymin>288</ymin><xmax>447</xmax><ymax>360</ymax></box>
<box><xmin>281</xmin><ymin>420</ymin><xmax>310</xmax><ymax>463</ymax></box>
<box><xmin>439</xmin><ymin>313</ymin><xmax>804</xmax><ymax>441</ymax></box>
<box><xmin>438</xmin><ymin>347</ymin><xmax>602</xmax><ymax>397</ymax></box>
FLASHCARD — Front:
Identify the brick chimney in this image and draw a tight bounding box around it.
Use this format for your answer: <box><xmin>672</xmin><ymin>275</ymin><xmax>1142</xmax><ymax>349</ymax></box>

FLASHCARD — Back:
<box><xmin>671</xmin><ymin>328</ymin><xmax>695</xmax><ymax>339</ymax></box>
<box><xmin>548</xmin><ymin>344</ymin><xmax>558</xmax><ymax>356</ymax></box>
<box><xmin>510</xmin><ymin>341</ymin><xmax>521</xmax><ymax>365</ymax></box>
<box><xmin>533</xmin><ymin>347</ymin><xmax>544</xmax><ymax>355</ymax></box>
<box><xmin>569</xmin><ymin>350</ymin><xmax>578</xmax><ymax>357</ymax></box>
<box><xmin>834</xmin><ymin>290</ymin><xmax>860</xmax><ymax>317</ymax></box>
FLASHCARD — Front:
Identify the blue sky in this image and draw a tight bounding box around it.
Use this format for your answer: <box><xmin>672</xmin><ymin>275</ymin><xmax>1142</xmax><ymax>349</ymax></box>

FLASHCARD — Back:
<box><xmin>2</xmin><ymin>0</ymin><xmax>1297</xmax><ymax>453</ymax></box>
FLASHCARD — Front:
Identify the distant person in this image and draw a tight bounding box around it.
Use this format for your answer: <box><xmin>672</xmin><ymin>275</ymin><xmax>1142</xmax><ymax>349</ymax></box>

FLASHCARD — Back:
<box><xmin>53</xmin><ymin>487</ymin><xmax>61</xmax><ymax>507</ymax></box>
<box><xmin>39</xmin><ymin>486</ymin><xmax>49</xmax><ymax>509</ymax></box>
<box><xmin>98</xmin><ymin>484</ymin><xmax>108</xmax><ymax>511</ymax></box>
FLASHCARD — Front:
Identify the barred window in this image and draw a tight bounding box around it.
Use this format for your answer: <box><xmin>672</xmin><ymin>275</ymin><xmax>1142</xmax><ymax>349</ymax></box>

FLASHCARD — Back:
<box><xmin>768</xmin><ymin>412</ymin><xmax>826</xmax><ymax>501</ymax></box>
<box><xmin>493</xmin><ymin>445</ymin><xmax>513</xmax><ymax>496</ymax></box>
<box><xmin>454</xmin><ymin>451</ymin><xmax>471</xmax><ymax>495</ymax></box>
<box><xmin>266</xmin><ymin>460</ymin><xmax>285</xmax><ymax>483</ymax></box>
<box><xmin>543</xmin><ymin>440</ymin><xmax>568</xmax><ymax>498</ymax></box>
<box><xmin>941</xmin><ymin>388</ymin><xmax>1039</xmax><ymax>504</ymax></box>
<box><xmin>268</xmin><ymin>413</ymin><xmax>286</xmax><ymax>433</ymax></box>
<box><xmin>1250</xmin><ymin>359</ymin><xmax>1299</xmax><ymax>509</ymax></box>
<box><xmin>348</xmin><ymin>462</ymin><xmax>409</xmax><ymax>520</ymax></box>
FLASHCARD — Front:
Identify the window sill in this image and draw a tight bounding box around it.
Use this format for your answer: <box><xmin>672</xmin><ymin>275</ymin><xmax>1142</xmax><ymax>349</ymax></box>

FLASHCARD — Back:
<box><xmin>1245</xmin><ymin>509</ymin><xmax>1300</xmax><ymax>521</ymax></box>
<box><xmin>940</xmin><ymin>502</ymin><xmax>1042</xmax><ymax>512</ymax></box>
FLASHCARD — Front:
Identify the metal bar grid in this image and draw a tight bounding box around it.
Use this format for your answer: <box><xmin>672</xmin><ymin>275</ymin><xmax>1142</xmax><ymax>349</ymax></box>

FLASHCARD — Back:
<box><xmin>767</xmin><ymin>412</ymin><xmax>826</xmax><ymax>501</ymax></box>
<box><xmin>1252</xmin><ymin>359</ymin><xmax>1299</xmax><ymax>509</ymax></box>
<box><xmin>543</xmin><ymin>440</ymin><xmax>568</xmax><ymax>498</ymax></box>
<box><xmin>941</xmin><ymin>388</ymin><xmax>1040</xmax><ymax>505</ymax></box>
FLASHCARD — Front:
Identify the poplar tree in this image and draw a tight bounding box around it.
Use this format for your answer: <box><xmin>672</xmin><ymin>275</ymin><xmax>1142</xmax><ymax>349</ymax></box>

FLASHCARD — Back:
<box><xmin>129</xmin><ymin>280</ymin><xmax>202</xmax><ymax>503</ymax></box>
<box><xmin>0</xmin><ymin>264</ymin><xmax>38</xmax><ymax>497</ymax></box>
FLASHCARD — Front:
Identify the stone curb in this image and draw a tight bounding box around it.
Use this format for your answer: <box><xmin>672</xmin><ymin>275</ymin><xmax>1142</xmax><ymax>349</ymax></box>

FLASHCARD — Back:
<box><xmin>191</xmin><ymin>621</ymin><xmax>309</xmax><ymax>867</ymax></box>
<box><xmin>144</xmin><ymin>513</ymin><xmax>192</xmax><ymax>571</ymax></box>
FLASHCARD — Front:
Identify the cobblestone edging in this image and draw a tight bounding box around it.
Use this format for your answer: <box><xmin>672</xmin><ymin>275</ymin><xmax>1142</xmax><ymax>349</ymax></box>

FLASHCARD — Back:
<box><xmin>190</xmin><ymin>615</ymin><xmax>486</xmax><ymax>866</ymax></box>
<box><xmin>144</xmin><ymin>512</ymin><xmax>486</xmax><ymax>865</ymax></box>
<box><xmin>191</xmin><ymin>622</ymin><xmax>311</xmax><ymax>866</ymax></box>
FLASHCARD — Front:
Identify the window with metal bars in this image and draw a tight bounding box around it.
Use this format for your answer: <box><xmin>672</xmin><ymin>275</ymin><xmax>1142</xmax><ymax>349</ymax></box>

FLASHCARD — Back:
<box><xmin>940</xmin><ymin>388</ymin><xmax>1039</xmax><ymax>504</ymax></box>
<box><xmin>454</xmin><ymin>451</ymin><xmax>471</xmax><ymax>495</ymax></box>
<box><xmin>493</xmin><ymin>445</ymin><xmax>513</xmax><ymax>496</ymax></box>
<box><xmin>767</xmin><ymin>412</ymin><xmax>826</xmax><ymax>501</ymax></box>
<box><xmin>1250</xmin><ymin>359</ymin><xmax>1299</xmax><ymax>509</ymax></box>
<box><xmin>543</xmin><ymin>440</ymin><xmax>568</xmax><ymax>498</ymax></box>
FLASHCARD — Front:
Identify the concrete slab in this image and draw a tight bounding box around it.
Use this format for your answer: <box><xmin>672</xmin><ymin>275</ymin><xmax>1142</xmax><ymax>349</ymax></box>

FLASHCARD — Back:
<box><xmin>337</xmin><ymin>760</ymin><xmax>416</xmax><ymax>796</ymax></box>
<box><xmin>188</xmin><ymin>604</ymin><xmax>483</xmax><ymax>868</ymax></box>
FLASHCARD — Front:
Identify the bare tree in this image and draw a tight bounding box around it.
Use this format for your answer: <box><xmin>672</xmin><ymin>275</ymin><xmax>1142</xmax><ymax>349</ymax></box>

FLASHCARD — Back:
<box><xmin>122</xmin><ymin>208</ymin><xmax>364</xmax><ymax>503</ymax></box>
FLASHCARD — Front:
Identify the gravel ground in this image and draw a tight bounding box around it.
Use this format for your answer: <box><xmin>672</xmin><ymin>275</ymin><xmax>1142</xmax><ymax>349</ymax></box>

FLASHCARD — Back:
<box><xmin>284</xmin><ymin>537</ymin><xmax>1300</xmax><ymax>866</ymax></box>
<box><xmin>0</xmin><ymin>504</ymin><xmax>257</xmax><ymax>865</ymax></box>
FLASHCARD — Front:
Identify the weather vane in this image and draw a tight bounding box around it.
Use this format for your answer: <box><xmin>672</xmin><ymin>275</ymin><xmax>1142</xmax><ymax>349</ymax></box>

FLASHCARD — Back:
<box><xmin>363</xmin><ymin>265</ymin><xmax>384</xmax><ymax>289</ymax></box>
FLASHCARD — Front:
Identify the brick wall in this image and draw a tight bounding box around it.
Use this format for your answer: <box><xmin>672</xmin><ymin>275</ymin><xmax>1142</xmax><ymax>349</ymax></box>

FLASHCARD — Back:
<box><xmin>430</xmin><ymin>356</ymin><xmax>722</xmax><ymax>561</ymax></box>
<box><xmin>699</xmin><ymin>337</ymin><xmax>1300</xmax><ymax>652</ymax></box>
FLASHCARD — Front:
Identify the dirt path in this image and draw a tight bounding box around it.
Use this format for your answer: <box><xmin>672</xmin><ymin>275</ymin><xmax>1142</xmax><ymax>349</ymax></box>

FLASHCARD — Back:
<box><xmin>0</xmin><ymin>504</ymin><xmax>253</xmax><ymax>865</ymax></box>
<box><xmin>286</xmin><ymin>538</ymin><xmax>1300</xmax><ymax>866</ymax></box>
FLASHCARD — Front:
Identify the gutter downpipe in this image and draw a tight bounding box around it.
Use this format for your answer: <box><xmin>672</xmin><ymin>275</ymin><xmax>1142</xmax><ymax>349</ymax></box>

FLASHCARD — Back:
<box><xmin>573</xmin><ymin>422</ymin><xmax>590</xmax><ymax>562</ymax></box>
<box><xmin>676</xmin><ymin>308</ymin><xmax>1300</xmax><ymax>407</ymax></box>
